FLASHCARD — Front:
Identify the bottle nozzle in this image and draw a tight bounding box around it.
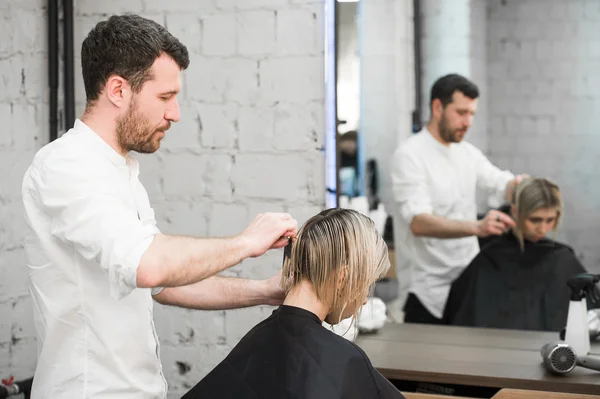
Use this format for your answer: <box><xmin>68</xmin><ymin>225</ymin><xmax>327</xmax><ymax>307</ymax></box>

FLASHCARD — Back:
<box><xmin>567</xmin><ymin>273</ymin><xmax>600</xmax><ymax>302</ymax></box>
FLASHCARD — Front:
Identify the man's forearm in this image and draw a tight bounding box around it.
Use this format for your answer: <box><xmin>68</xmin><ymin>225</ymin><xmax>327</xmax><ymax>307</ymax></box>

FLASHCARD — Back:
<box><xmin>410</xmin><ymin>213</ymin><xmax>479</xmax><ymax>239</ymax></box>
<box><xmin>152</xmin><ymin>275</ymin><xmax>280</xmax><ymax>310</ymax></box>
<box><xmin>137</xmin><ymin>234</ymin><xmax>250</xmax><ymax>289</ymax></box>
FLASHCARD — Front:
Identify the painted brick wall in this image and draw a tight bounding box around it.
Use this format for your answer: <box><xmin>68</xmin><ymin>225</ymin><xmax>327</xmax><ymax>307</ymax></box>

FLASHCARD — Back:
<box><xmin>420</xmin><ymin>0</ymin><xmax>488</xmax><ymax>152</ymax></box>
<box><xmin>1</xmin><ymin>0</ymin><xmax>326</xmax><ymax>397</ymax></box>
<box><xmin>486</xmin><ymin>0</ymin><xmax>600</xmax><ymax>273</ymax></box>
<box><xmin>0</xmin><ymin>0</ymin><xmax>48</xmax><ymax>383</ymax></box>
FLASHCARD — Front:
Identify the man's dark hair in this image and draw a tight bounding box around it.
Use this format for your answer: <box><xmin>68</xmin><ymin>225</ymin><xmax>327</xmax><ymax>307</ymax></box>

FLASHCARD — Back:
<box><xmin>81</xmin><ymin>14</ymin><xmax>190</xmax><ymax>105</ymax></box>
<box><xmin>430</xmin><ymin>73</ymin><xmax>479</xmax><ymax>110</ymax></box>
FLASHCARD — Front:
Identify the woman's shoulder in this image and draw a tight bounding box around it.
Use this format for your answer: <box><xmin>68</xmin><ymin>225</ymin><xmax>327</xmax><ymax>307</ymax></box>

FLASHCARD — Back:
<box><xmin>529</xmin><ymin>239</ymin><xmax>587</xmax><ymax>277</ymax></box>
<box><xmin>542</xmin><ymin>238</ymin><xmax>574</xmax><ymax>252</ymax></box>
<box><xmin>314</xmin><ymin>325</ymin><xmax>379</xmax><ymax>366</ymax></box>
<box><xmin>474</xmin><ymin>233</ymin><xmax>517</xmax><ymax>263</ymax></box>
<box><xmin>480</xmin><ymin>232</ymin><xmax>517</xmax><ymax>250</ymax></box>
<box><xmin>480</xmin><ymin>232</ymin><xmax>574</xmax><ymax>255</ymax></box>
<box><xmin>535</xmin><ymin>238</ymin><xmax>579</xmax><ymax>263</ymax></box>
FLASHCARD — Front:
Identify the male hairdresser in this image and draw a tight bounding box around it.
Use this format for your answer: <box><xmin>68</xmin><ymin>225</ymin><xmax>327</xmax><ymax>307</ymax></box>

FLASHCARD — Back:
<box><xmin>390</xmin><ymin>74</ymin><xmax>527</xmax><ymax>325</ymax></box>
<box><xmin>21</xmin><ymin>14</ymin><xmax>296</xmax><ymax>398</ymax></box>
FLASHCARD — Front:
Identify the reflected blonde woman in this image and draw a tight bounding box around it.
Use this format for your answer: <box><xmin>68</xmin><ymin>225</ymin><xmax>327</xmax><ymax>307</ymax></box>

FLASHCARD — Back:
<box><xmin>510</xmin><ymin>177</ymin><xmax>562</xmax><ymax>250</ymax></box>
<box><xmin>185</xmin><ymin>208</ymin><xmax>405</xmax><ymax>399</ymax></box>
<box><xmin>444</xmin><ymin>177</ymin><xmax>589</xmax><ymax>332</ymax></box>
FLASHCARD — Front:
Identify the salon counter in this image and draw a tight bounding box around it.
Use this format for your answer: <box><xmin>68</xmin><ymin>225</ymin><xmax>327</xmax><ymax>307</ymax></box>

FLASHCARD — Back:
<box><xmin>355</xmin><ymin>323</ymin><xmax>600</xmax><ymax>396</ymax></box>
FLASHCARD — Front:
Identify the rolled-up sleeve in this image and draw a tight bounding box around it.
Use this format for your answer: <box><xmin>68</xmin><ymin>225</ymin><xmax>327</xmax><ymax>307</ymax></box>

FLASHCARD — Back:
<box><xmin>30</xmin><ymin>154</ymin><xmax>159</xmax><ymax>300</ymax></box>
<box><xmin>390</xmin><ymin>147</ymin><xmax>433</xmax><ymax>224</ymax></box>
<box><xmin>471</xmin><ymin>146</ymin><xmax>514</xmax><ymax>209</ymax></box>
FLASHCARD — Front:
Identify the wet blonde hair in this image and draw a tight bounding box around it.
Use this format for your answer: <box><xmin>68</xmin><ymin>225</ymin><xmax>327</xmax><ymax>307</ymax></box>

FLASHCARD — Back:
<box><xmin>281</xmin><ymin>208</ymin><xmax>390</xmax><ymax>324</ymax></box>
<box><xmin>512</xmin><ymin>177</ymin><xmax>562</xmax><ymax>250</ymax></box>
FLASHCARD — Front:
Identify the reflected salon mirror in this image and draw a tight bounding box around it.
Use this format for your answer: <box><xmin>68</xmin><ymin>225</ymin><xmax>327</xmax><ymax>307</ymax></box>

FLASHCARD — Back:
<box><xmin>333</xmin><ymin>0</ymin><xmax>419</xmax><ymax>312</ymax></box>
<box><xmin>333</xmin><ymin>0</ymin><xmax>600</xmax><ymax>323</ymax></box>
<box><xmin>334</xmin><ymin>0</ymin><xmax>419</xmax><ymax>210</ymax></box>
<box><xmin>335</xmin><ymin>0</ymin><xmax>361</xmax><ymax>199</ymax></box>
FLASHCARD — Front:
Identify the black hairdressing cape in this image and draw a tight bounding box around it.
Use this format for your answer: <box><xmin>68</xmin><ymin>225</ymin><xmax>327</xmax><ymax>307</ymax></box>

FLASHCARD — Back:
<box><xmin>183</xmin><ymin>305</ymin><xmax>405</xmax><ymax>399</ymax></box>
<box><xmin>443</xmin><ymin>231</ymin><xmax>588</xmax><ymax>332</ymax></box>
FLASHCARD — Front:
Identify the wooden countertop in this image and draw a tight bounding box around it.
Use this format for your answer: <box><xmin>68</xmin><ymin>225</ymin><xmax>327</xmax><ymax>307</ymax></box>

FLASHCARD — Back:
<box><xmin>355</xmin><ymin>323</ymin><xmax>600</xmax><ymax>395</ymax></box>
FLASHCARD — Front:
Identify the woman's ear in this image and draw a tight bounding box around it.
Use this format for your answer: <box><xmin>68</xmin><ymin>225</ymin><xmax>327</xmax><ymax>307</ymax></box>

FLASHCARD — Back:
<box><xmin>510</xmin><ymin>204</ymin><xmax>517</xmax><ymax>219</ymax></box>
<box><xmin>336</xmin><ymin>269</ymin><xmax>344</xmax><ymax>296</ymax></box>
<box><xmin>553</xmin><ymin>210</ymin><xmax>561</xmax><ymax>230</ymax></box>
<box><xmin>335</xmin><ymin>265</ymin><xmax>350</xmax><ymax>298</ymax></box>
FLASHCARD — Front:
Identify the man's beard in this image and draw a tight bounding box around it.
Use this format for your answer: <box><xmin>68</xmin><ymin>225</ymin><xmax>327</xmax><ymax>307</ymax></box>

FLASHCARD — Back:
<box><xmin>116</xmin><ymin>98</ymin><xmax>170</xmax><ymax>154</ymax></box>
<box><xmin>438</xmin><ymin>113</ymin><xmax>466</xmax><ymax>144</ymax></box>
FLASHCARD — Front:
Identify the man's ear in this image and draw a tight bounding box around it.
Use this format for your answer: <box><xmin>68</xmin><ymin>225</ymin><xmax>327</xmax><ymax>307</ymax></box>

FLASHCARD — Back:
<box><xmin>105</xmin><ymin>75</ymin><xmax>130</xmax><ymax>107</ymax></box>
<box><xmin>431</xmin><ymin>98</ymin><xmax>443</xmax><ymax>119</ymax></box>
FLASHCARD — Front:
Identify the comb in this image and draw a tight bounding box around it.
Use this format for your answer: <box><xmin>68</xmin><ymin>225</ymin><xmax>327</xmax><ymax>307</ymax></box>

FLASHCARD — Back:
<box><xmin>282</xmin><ymin>237</ymin><xmax>292</xmax><ymax>267</ymax></box>
<box><xmin>281</xmin><ymin>237</ymin><xmax>294</xmax><ymax>288</ymax></box>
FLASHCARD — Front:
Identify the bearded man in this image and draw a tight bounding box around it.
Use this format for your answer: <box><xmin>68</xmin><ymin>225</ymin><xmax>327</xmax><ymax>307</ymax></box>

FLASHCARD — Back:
<box><xmin>21</xmin><ymin>14</ymin><xmax>297</xmax><ymax>398</ymax></box>
<box><xmin>390</xmin><ymin>73</ymin><xmax>528</xmax><ymax>325</ymax></box>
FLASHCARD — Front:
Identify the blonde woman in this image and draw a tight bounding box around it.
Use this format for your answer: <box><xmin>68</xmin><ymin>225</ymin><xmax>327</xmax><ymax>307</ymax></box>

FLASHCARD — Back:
<box><xmin>184</xmin><ymin>208</ymin><xmax>405</xmax><ymax>399</ymax></box>
<box><xmin>443</xmin><ymin>177</ymin><xmax>588</xmax><ymax>331</ymax></box>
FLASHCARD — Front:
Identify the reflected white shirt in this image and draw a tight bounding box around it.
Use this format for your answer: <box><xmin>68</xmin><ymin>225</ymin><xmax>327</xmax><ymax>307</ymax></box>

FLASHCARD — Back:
<box><xmin>22</xmin><ymin>119</ymin><xmax>167</xmax><ymax>398</ymax></box>
<box><xmin>391</xmin><ymin>129</ymin><xmax>514</xmax><ymax>318</ymax></box>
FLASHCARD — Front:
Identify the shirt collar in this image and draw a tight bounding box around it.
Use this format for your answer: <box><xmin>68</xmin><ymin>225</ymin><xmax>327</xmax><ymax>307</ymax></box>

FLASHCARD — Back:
<box><xmin>423</xmin><ymin>126</ymin><xmax>456</xmax><ymax>152</ymax></box>
<box><xmin>74</xmin><ymin>119</ymin><xmax>139</xmax><ymax>172</ymax></box>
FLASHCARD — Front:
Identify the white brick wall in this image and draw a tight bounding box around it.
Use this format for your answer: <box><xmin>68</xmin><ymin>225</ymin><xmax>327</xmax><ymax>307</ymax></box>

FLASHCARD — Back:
<box><xmin>469</xmin><ymin>0</ymin><xmax>489</xmax><ymax>154</ymax></box>
<box><xmin>1</xmin><ymin>0</ymin><xmax>325</xmax><ymax>396</ymax></box>
<box><xmin>420</xmin><ymin>0</ymin><xmax>471</xmax><ymax>114</ymax></box>
<box><xmin>487</xmin><ymin>0</ymin><xmax>600</xmax><ymax>273</ymax></box>
<box><xmin>420</xmin><ymin>0</ymin><xmax>488</xmax><ymax>152</ymax></box>
<box><xmin>0</xmin><ymin>0</ymin><xmax>47</xmax><ymax>383</ymax></box>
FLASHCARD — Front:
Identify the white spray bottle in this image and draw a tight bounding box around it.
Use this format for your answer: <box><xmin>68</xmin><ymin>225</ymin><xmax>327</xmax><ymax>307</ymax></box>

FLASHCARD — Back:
<box><xmin>564</xmin><ymin>273</ymin><xmax>600</xmax><ymax>356</ymax></box>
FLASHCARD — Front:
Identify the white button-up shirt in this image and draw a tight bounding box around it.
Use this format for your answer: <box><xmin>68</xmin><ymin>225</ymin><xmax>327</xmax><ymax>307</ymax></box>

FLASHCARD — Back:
<box><xmin>391</xmin><ymin>129</ymin><xmax>514</xmax><ymax>318</ymax></box>
<box><xmin>22</xmin><ymin>119</ymin><xmax>167</xmax><ymax>398</ymax></box>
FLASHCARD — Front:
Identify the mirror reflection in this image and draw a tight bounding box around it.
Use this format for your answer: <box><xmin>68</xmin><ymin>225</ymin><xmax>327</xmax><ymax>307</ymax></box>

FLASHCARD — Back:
<box><xmin>334</xmin><ymin>0</ymin><xmax>600</xmax><ymax>335</ymax></box>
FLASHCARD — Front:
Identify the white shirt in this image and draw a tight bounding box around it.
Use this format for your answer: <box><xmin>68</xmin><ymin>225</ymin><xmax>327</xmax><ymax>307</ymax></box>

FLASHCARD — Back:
<box><xmin>21</xmin><ymin>120</ymin><xmax>167</xmax><ymax>398</ymax></box>
<box><xmin>391</xmin><ymin>129</ymin><xmax>514</xmax><ymax>318</ymax></box>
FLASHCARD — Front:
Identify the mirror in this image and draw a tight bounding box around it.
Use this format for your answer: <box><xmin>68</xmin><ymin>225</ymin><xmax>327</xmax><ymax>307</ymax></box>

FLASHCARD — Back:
<box><xmin>336</xmin><ymin>0</ymin><xmax>360</xmax><ymax>199</ymax></box>
<box><xmin>334</xmin><ymin>0</ymin><xmax>418</xmax><ymax>209</ymax></box>
<box><xmin>333</xmin><ymin>0</ymin><xmax>600</xmax><ymax>324</ymax></box>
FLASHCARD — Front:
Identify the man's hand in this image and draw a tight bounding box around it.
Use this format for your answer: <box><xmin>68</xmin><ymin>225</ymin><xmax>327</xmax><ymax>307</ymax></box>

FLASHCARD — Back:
<box><xmin>261</xmin><ymin>270</ymin><xmax>286</xmax><ymax>306</ymax></box>
<box><xmin>505</xmin><ymin>174</ymin><xmax>530</xmax><ymax>202</ymax></box>
<box><xmin>137</xmin><ymin>212</ymin><xmax>297</xmax><ymax>290</ymax></box>
<box><xmin>238</xmin><ymin>213</ymin><xmax>298</xmax><ymax>258</ymax></box>
<box><xmin>476</xmin><ymin>209</ymin><xmax>515</xmax><ymax>237</ymax></box>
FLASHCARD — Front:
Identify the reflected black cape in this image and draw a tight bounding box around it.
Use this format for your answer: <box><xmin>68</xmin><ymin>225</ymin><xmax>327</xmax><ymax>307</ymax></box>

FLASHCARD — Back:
<box><xmin>183</xmin><ymin>305</ymin><xmax>405</xmax><ymax>399</ymax></box>
<box><xmin>443</xmin><ymin>232</ymin><xmax>587</xmax><ymax>332</ymax></box>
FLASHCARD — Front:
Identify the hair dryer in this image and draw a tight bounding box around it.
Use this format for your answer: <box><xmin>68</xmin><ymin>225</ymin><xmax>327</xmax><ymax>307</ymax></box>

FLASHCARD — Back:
<box><xmin>540</xmin><ymin>341</ymin><xmax>600</xmax><ymax>375</ymax></box>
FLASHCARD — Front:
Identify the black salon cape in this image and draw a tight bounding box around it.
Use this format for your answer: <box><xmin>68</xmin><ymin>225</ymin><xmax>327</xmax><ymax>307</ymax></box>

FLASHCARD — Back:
<box><xmin>183</xmin><ymin>305</ymin><xmax>405</xmax><ymax>399</ymax></box>
<box><xmin>442</xmin><ymin>232</ymin><xmax>587</xmax><ymax>332</ymax></box>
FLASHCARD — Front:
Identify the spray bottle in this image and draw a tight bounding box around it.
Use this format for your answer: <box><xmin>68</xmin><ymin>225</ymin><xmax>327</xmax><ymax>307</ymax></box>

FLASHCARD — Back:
<box><xmin>565</xmin><ymin>273</ymin><xmax>600</xmax><ymax>356</ymax></box>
